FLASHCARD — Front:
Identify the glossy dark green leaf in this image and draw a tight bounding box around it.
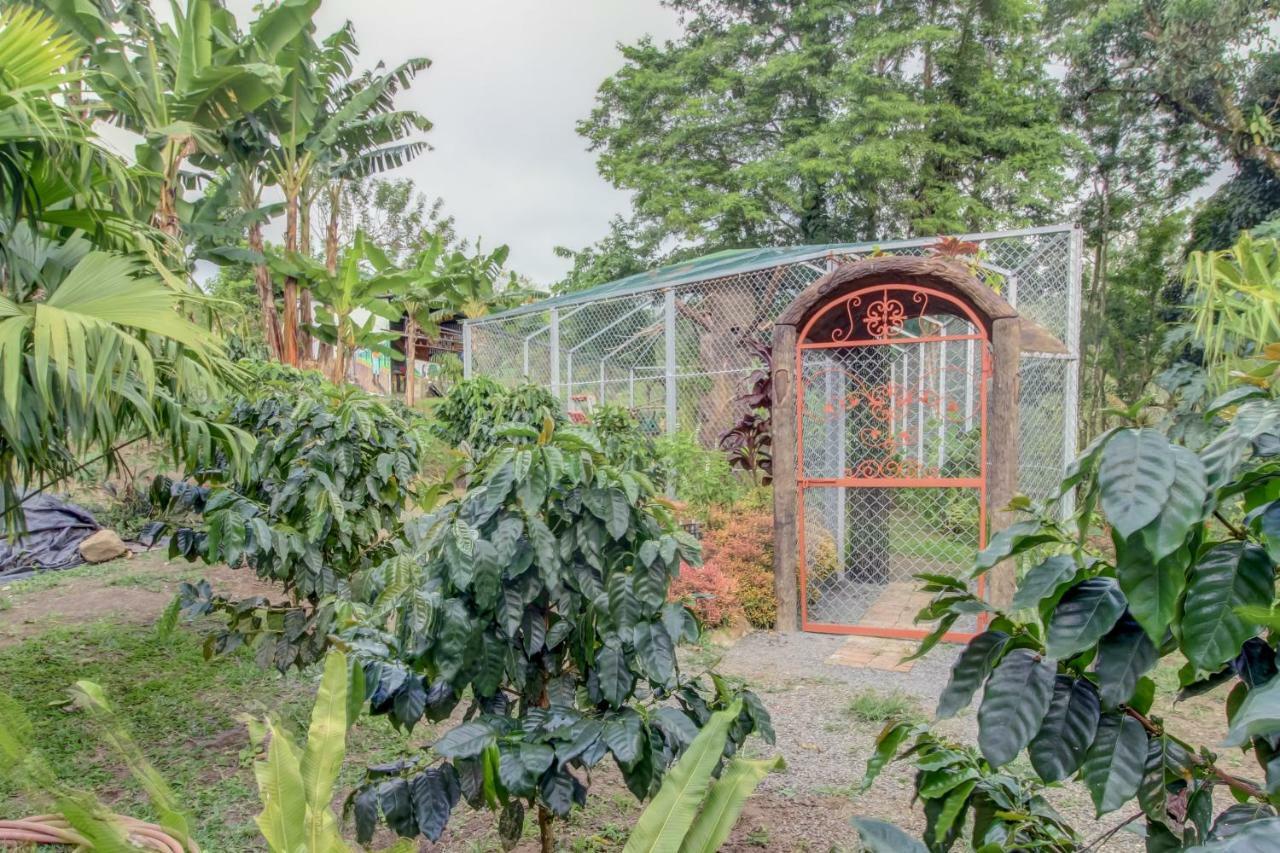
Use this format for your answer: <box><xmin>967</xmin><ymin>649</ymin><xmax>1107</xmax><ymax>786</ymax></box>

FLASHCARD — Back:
<box><xmin>1116</xmin><ymin>532</ymin><xmax>1186</xmax><ymax>643</ymax></box>
<box><xmin>859</xmin><ymin>721</ymin><xmax>915</xmax><ymax>791</ymax></box>
<box><xmin>602</xmin><ymin>711</ymin><xmax>643</xmax><ymax>764</ymax></box>
<box><xmin>1097</xmin><ymin>614</ymin><xmax>1159</xmax><ymax>709</ymax></box>
<box><xmin>1045</xmin><ymin>578</ymin><xmax>1127</xmax><ymax>660</ymax></box>
<box><xmin>434</xmin><ymin>721</ymin><xmax>496</xmax><ymax>758</ymax></box>
<box><xmin>1182</xmin><ymin>543</ymin><xmax>1273</xmax><ymax>670</ymax></box>
<box><xmin>634</xmin><ymin>621</ymin><xmax>676</xmax><ymax>685</ymax></box>
<box><xmin>595</xmin><ymin>645</ymin><xmax>634</xmax><ymax>708</ymax></box>
<box><xmin>936</xmin><ymin>630</ymin><xmax>1009</xmax><ymax>719</ymax></box>
<box><xmin>377</xmin><ymin>777</ymin><xmax>417</xmax><ymax>837</ymax></box>
<box><xmin>352</xmin><ymin>785</ymin><xmax>378</xmax><ymax>844</ymax></box>
<box><xmin>1010</xmin><ymin>555</ymin><xmax>1079</xmax><ymax>612</ymax></box>
<box><xmin>1209</xmin><ymin>804</ymin><xmax>1278</xmax><ymax>841</ymax></box>
<box><xmin>1099</xmin><ymin>428</ymin><xmax>1178</xmax><ymax>538</ymax></box>
<box><xmin>851</xmin><ymin>817</ymin><xmax>928</xmax><ymax>853</ymax></box>
<box><xmin>1224</xmin><ymin>672</ymin><xmax>1280</xmax><ymax>747</ymax></box>
<box><xmin>1146</xmin><ymin>445</ymin><xmax>1209</xmax><ymax>560</ymax></box>
<box><xmin>1191</xmin><ymin>817</ymin><xmax>1280</xmax><ymax>850</ymax></box>
<box><xmin>410</xmin><ymin>769</ymin><xmax>454</xmax><ymax>842</ymax></box>
<box><xmin>1082</xmin><ymin>713</ymin><xmax>1146</xmax><ymax>816</ymax></box>
<box><xmin>1029</xmin><ymin>676</ymin><xmax>1100</xmax><ymax>782</ymax></box>
<box><xmin>974</xmin><ymin>519</ymin><xmax>1061</xmax><ymax>573</ymax></box>
<box><xmin>1138</xmin><ymin>734</ymin><xmax>1191</xmax><ymax>827</ymax></box>
<box><xmin>977</xmin><ymin>648</ymin><xmax>1057</xmax><ymax>767</ymax></box>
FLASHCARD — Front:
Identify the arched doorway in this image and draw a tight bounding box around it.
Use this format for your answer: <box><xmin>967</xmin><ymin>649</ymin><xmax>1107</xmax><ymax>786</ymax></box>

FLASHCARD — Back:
<box><xmin>771</xmin><ymin>256</ymin><xmax>1024</xmax><ymax>639</ymax></box>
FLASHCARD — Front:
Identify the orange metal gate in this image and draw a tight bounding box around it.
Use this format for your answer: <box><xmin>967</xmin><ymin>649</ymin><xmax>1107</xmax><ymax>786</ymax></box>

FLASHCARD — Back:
<box><xmin>796</xmin><ymin>284</ymin><xmax>990</xmax><ymax>639</ymax></box>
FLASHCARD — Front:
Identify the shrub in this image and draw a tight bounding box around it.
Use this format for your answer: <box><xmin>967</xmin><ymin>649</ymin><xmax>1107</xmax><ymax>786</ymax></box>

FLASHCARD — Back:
<box><xmin>669</xmin><ymin>560</ymin><xmax>741</xmax><ymax>628</ymax></box>
<box><xmin>430</xmin><ymin>377</ymin><xmax>564</xmax><ymax>454</ymax></box>
<box><xmin>589</xmin><ymin>404</ymin><xmax>664</xmax><ymax>485</ymax></box>
<box><xmin>343</xmin><ymin>423</ymin><xmax>772</xmax><ymax>850</ymax></box>
<box><xmin>703</xmin><ymin>504</ymin><xmax>775</xmax><ymax>629</ymax></box>
<box><xmin>653</xmin><ymin>430</ymin><xmax>742</xmax><ymax>510</ymax></box>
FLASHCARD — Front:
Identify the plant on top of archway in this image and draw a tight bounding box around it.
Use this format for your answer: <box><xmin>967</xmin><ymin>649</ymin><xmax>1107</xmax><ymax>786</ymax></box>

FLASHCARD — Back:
<box><xmin>854</xmin><ymin>338</ymin><xmax>1280</xmax><ymax>847</ymax></box>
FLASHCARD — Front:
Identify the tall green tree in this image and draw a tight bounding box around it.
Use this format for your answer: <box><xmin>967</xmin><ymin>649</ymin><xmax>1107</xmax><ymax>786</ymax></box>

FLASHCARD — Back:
<box><xmin>579</xmin><ymin>0</ymin><xmax>1071</xmax><ymax>251</ymax></box>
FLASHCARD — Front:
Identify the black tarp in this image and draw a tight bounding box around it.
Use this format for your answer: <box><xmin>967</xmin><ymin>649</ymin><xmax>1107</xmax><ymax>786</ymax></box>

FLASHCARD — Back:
<box><xmin>0</xmin><ymin>494</ymin><xmax>100</xmax><ymax>582</ymax></box>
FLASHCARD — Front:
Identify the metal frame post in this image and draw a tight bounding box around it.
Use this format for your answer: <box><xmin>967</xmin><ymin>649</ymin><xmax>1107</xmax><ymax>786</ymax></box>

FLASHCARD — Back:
<box><xmin>462</xmin><ymin>323</ymin><xmax>473</xmax><ymax>379</ymax></box>
<box><xmin>664</xmin><ymin>288</ymin><xmax>677</xmax><ymax>435</ymax></box>
<box><xmin>1062</xmin><ymin>226</ymin><xmax>1084</xmax><ymax>515</ymax></box>
<box><xmin>549</xmin><ymin>308</ymin><xmax>560</xmax><ymax>398</ymax></box>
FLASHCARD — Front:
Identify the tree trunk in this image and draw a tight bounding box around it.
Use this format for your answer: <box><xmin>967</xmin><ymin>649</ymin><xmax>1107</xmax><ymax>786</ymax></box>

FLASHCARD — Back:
<box><xmin>405</xmin><ymin>314</ymin><xmax>417</xmax><ymax>407</ymax></box>
<box><xmin>249</xmin><ymin>221</ymin><xmax>283</xmax><ymax>361</ymax></box>
<box><xmin>281</xmin><ymin>192</ymin><xmax>300</xmax><ymax>366</ymax></box>
<box><xmin>298</xmin><ymin>198</ymin><xmax>314</xmax><ymax>362</ymax></box>
<box><xmin>152</xmin><ymin>136</ymin><xmax>197</xmax><ymax>244</ymax></box>
<box><xmin>538</xmin><ymin>806</ymin><xmax>554</xmax><ymax>853</ymax></box>
<box><xmin>317</xmin><ymin>184</ymin><xmax>341</xmax><ymax>368</ymax></box>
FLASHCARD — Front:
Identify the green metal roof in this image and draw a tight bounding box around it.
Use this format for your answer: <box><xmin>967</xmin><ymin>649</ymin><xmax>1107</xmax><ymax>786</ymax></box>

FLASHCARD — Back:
<box><xmin>473</xmin><ymin>224</ymin><xmax>1075</xmax><ymax>324</ymax></box>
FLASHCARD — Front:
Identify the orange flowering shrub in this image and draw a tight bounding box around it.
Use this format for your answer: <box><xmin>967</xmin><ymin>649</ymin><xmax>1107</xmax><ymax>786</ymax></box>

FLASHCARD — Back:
<box><xmin>669</xmin><ymin>561</ymin><xmax>741</xmax><ymax>628</ymax></box>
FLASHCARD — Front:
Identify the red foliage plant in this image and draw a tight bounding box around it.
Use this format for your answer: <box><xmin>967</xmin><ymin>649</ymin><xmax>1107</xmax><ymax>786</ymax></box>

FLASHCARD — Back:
<box><xmin>669</xmin><ymin>560</ymin><xmax>741</xmax><ymax>628</ymax></box>
<box><xmin>701</xmin><ymin>504</ymin><xmax>776</xmax><ymax>629</ymax></box>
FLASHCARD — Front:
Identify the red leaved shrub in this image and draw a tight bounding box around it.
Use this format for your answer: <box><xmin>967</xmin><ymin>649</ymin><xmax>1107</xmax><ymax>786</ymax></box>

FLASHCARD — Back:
<box><xmin>669</xmin><ymin>561</ymin><xmax>741</xmax><ymax>629</ymax></box>
<box><xmin>702</xmin><ymin>502</ymin><xmax>776</xmax><ymax>629</ymax></box>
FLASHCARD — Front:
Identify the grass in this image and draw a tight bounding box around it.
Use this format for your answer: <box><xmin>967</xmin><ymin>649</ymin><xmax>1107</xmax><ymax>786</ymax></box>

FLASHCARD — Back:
<box><xmin>0</xmin><ymin>619</ymin><xmax>419</xmax><ymax>850</ymax></box>
<box><xmin>845</xmin><ymin>688</ymin><xmax>925</xmax><ymax>724</ymax></box>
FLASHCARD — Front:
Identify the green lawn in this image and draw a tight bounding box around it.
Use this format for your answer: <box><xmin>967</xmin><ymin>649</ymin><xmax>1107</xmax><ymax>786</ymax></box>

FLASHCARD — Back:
<box><xmin>0</xmin><ymin>620</ymin><xmax>421</xmax><ymax>850</ymax></box>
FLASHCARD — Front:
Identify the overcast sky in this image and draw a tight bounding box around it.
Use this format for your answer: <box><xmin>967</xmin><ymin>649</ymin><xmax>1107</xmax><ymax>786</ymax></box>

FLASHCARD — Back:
<box><xmin>213</xmin><ymin>0</ymin><xmax>681</xmax><ymax>287</ymax></box>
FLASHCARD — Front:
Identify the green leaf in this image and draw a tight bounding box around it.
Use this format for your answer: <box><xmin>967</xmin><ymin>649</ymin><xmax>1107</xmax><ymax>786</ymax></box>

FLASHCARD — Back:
<box><xmin>1096</xmin><ymin>615</ymin><xmax>1159</xmax><ymax>709</ymax></box>
<box><xmin>1045</xmin><ymin>578</ymin><xmax>1127</xmax><ymax>660</ymax></box>
<box><xmin>1224</xmin><ymin>672</ymin><xmax>1280</xmax><ymax>747</ymax></box>
<box><xmin>1187</xmin><ymin>817</ymin><xmax>1280</xmax><ymax>850</ymax></box>
<box><xmin>1029</xmin><ymin>676</ymin><xmax>1100</xmax><ymax>783</ymax></box>
<box><xmin>1182</xmin><ymin>543</ymin><xmax>1273</xmax><ymax>670</ymax></box>
<box><xmin>678</xmin><ymin>754</ymin><xmax>784</xmax><ymax>853</ymax></box>
<box><xmin>977</xmin><ymin>648</ymin><xmax>1057</xmax><ymax>767</ymax></box>
<box><xmin>858</xmin><ymin>721</ymin><xmax>914</xmax><ymax>791</ymax></box>
<box><xmin>850</xmin><ymin>818</ymin><xmax>928</xmax><ymax>853</ymax></box>
<box><xmin>622</xmin><ymin>702</ymin><xmax>740</xmax><ymax>853</ymax></box>
<box><xmin>254</xmin><ymin>717</ymin><xmax>307</xmax><ymax>853</ymax></box>
<box><xmin>1081</xmin><ymin>713</ymin><xmax>1146</xmax><ymax>817</ymax></box>
<box><xmin>974</xmin><ymin>519</ymin><xmax>1060</xmax><ymax>573</ymax></box>
<box><xmin>1117</xmin><ymin>532</ymin><xmax>1187</xmax><ymax>642</ymax></box>
<box><xmin>1010</xmin><ymin>555</ymin><xmax>1079</xmax><ymax>612</ymax></box>
<box><xmin>298</xmin><ymin>650</ymin><xmax>350</xmax><ymax>850</ymax></box>
<box><xmin>1099</xmin><ymin>428</ymin><xmax>1178</xmax><ymax>538</ymax></box>
<box><xmin>936</xmin><ymin>630</ymin><xmax>1009</xmax><ymax>720</ymax></box>
<box><xmin>1146</xmin><ymin>446</ymin><xmax>1208</xmax><ymax>560</ymax></box>
<box><xmin>435</xmin><ymin>722</ymin><xmax>496</xmax><ymax>759</ymax></box>
<box><xmin>596</xmin><ymin>645</ymin><xmax>634</xmax><ymax>708</ymax></box>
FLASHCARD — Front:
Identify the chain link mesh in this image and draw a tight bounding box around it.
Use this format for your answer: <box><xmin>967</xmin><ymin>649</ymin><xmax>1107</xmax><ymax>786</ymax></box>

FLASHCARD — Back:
<box><xmin>468</xmin><ymin>229</ymin><xmax>1076</xmax><ymax>630</ymax></box>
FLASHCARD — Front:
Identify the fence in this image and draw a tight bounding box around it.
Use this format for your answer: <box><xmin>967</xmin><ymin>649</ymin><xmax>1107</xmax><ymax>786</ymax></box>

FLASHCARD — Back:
<box><xmin>464</xmin><ymin>224</ymin><xmax>1082</xmax><ymax>505</ymax></box>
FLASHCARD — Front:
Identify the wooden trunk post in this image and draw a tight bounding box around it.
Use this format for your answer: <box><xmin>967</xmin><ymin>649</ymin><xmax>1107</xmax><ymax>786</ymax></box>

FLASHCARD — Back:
<box><xmin>771</xmin><ymin>324</ymin><xmax>800</xmax><ymax>632</ymax></box>
<box><xmin>984</xmin><ymin>316</ymin><xmax>1022</xmax><ymax>608</ymax></box>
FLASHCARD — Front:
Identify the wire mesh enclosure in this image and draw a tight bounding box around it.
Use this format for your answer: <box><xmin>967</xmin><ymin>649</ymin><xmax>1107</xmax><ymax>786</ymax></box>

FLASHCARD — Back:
<box><xmin>464</xmin><ymin>224</ymin><xmax>1082</xmax><ymax>508</ymax></box>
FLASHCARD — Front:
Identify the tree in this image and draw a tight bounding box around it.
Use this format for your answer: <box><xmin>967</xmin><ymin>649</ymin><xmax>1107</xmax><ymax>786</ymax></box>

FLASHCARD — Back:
<box><xmin>37</xmin><ymin>0</ymin><xmax>312</xmax><ymax>247</ymax></box>
<box><xmin>579</xmin><ymin>0</ymin><xmax>1071</xmax><ymax>249</ymax></box>
<box><xmin>553</xmin><ymin>216</ymin><xmax>662</xmax><ymax>294</ymax></box>
<box><xmin>1052</xmin><ymin>0</ymin><xmax>1280</xmax><ymax>180</ymax></box>
<box><xmin>317</xmin><ymin>177</ymin><xmax>463</xmax><ymax>266</ymax></box>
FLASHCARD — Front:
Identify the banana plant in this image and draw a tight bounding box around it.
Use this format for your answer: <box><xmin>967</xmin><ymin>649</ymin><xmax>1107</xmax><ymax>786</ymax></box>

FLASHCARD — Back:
<box><xmin>248</xmin><ymin>649</ymin><xmax>385</xmax><ymax>853</ymax></box>
<box><xmin>623</xmin><ymin>701</ymin><xmax>784</xmax><ymax>853</ymax></box>
<box><xmin>294</xmin><ymin>233</ymin><xmax>405</xmax><ymax>383</ymax></box>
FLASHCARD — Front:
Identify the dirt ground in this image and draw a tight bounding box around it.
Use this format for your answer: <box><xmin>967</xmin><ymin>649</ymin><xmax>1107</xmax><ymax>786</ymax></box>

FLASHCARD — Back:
<box><xmin>0</xmin><ymin>554</ymin><xmax>1240</xmax><ymax>851</ymax></box>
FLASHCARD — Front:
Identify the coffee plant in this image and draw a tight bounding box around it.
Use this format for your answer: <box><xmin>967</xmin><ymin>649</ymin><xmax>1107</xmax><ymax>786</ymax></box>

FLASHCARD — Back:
<box><xmin>338</xmin><ymin>420</ymin><xmax>772</xmax><ymax>851</ymax></box>
<box><xmin>171</xmin><ymin>366</ymin><xmax>426</xmax><ymax>669</ymax></box>
<box><xmin>431</xmin><ymin>377</ymin><xmax>565</xmax><ymax>455</ymax></box>
<box><xmin>856</xmin><ymin>356</ymin><xmax>1280</xmax><ymax>850</ymax></box>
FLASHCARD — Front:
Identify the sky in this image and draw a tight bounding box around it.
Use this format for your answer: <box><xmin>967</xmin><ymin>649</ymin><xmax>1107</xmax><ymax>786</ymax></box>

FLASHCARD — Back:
<box><xmin>214</xmin><ymin>0</ymin><xmax>682</xmax><ymax>288</ymax></box>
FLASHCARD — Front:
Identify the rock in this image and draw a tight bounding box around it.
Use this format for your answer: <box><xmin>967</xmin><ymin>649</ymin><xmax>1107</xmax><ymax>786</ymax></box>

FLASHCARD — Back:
<box><xmin>78</xmin><ymin>529</ymin><xmax>128</xmax><ymax>563</ymax></box>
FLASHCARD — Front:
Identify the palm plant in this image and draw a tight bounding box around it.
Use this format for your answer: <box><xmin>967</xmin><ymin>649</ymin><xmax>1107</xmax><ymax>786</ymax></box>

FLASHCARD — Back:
<box><xmin>303</xmin><ymin>233</ymin><xmax>405</xmax><ymax>384</ymax></box>
<box><xmin>0</xmin><ymin>5</ymin><xmax>252</xmax><ymax>530</ymax></box>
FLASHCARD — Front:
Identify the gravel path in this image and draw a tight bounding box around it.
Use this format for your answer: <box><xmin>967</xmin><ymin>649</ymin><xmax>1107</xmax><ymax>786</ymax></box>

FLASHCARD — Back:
<box><xmin>708</xmin><ymin>631</ymin><xmax>1143</xmax><ymax>851</ymax></box>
